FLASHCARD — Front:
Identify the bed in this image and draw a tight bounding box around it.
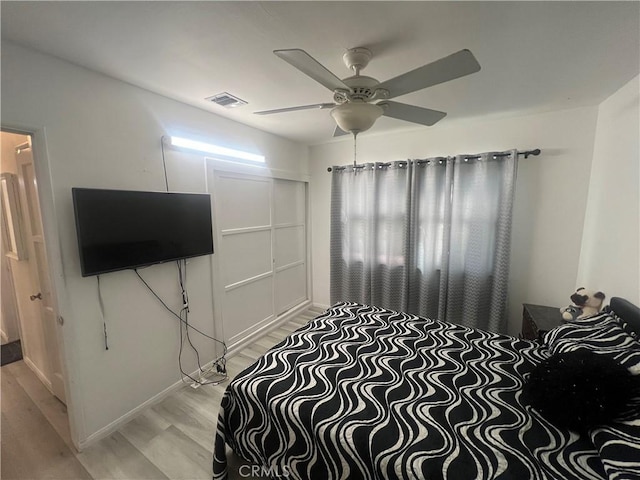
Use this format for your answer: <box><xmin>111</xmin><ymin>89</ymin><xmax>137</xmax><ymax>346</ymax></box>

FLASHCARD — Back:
<box><xmin>213</xmin><ymin>298</ymin><xmax>640</xmax><ymax>479</ymax></box>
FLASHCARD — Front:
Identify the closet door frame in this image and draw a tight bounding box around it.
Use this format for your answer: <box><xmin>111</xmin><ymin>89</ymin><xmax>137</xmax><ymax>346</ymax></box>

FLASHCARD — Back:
<box><xmin>206</xmin><ymin>159</ymin><xmax>310</xmax><ymax>350</ymax></box>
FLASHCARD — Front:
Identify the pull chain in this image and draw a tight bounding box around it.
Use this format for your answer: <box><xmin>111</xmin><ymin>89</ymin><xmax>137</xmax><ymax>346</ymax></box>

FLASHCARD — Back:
<box><xmin>353</xmin><ymin>132</ymin><xmax>358</xmax><ymax>168</ymax></box>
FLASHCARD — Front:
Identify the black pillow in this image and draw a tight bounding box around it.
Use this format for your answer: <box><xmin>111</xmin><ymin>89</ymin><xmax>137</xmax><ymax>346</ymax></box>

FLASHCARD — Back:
<box><xmin>523</xmin><ymin>350</ymin><xmax>640</xmax><ymax>432</ymax></box>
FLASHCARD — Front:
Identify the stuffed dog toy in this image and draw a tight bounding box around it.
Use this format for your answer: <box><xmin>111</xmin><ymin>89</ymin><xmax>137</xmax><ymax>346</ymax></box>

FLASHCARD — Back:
<box><xmin>560</xmin><ymin>288</ymin><xmax>605</xmax><ymax>320</ymax></box>
<box><xmin>560</xmin><ymin>305</ymin><xmax>583</xmax><ymax>321</ymax></box>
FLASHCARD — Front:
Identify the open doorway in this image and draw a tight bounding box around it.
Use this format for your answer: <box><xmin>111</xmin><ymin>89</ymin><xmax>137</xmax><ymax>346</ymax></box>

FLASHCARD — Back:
<box><xmin>1</xmin><ymin>132</ymin><xmax>30</xmax><ymax>366</ymax></box>
<box><xmin>1</xmin><ymin>129</ymin><xmax>70</xmax><ymax>433</ymax></box>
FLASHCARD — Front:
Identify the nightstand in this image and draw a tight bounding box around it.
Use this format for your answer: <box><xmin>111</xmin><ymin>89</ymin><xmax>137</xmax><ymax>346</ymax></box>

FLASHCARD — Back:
<box><xmin>521</xmin><ymin>304</ymin><xmax>564</xmax><ymax>341</ymax></box>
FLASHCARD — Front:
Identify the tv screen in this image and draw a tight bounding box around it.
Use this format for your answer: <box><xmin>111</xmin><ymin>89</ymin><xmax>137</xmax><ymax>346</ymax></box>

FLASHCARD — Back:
<box><xmin>72</xmin><ymin>188</ymin><xmax>214</xmax><ymax>277</ymax></box>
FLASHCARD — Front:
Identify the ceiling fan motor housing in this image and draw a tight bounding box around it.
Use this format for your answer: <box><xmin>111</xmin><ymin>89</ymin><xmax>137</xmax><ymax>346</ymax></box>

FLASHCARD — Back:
<box><xmin>334</xmin><ymin>76</ymin><xmax>389</xmax><ymax>104</ymax></box>
<box><xmin>343</xmin><ymin>47</ymin><xmax>372</xmax><ymax>74</ymax></box>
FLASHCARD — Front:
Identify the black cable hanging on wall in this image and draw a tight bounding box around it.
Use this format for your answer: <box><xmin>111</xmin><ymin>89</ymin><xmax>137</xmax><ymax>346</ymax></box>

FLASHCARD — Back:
<box><xmin>160</xmin><ymin>137</ymin><xmax>170</xmax><ymax>191</ymax></box>
<box><xmin>96</xmin><ymin>275</ymin><xmax>108</xmax><ymax>350</ymax></box>
<box><xmin>155</xmin><ymin>139</ymin><xmax>227</xmax><ymax>385</ymax></box>
<box><xmin>135</xmin><ymin>263</ymin><xmax>228</xmax><ymax>386</ymax></box>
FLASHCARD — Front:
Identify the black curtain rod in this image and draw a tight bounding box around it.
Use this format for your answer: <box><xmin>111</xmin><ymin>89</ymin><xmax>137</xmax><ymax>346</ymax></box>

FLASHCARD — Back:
<box><xmin>327</xmin><ymin>149</ymin><xmax>541</xmax><ymax>172</ymax></box>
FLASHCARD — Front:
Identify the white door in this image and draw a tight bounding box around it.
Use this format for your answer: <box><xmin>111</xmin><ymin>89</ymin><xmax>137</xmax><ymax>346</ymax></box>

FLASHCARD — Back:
<box><xmin>273</xmin><ymin>179</ymin><xmax>307</xmax><ymax>314</ymax></box>
<box><xmin>15</xmin><ymin>142</ymin><xmax>65</xmax><ymax>403</ymax></box>
<box><xmin>210</xmin><ymin>169</ymin><xmax>308</xmax><ymax>346</ymax></box>
<box><xmin>213</xmin><ymin>171</ymin><xmax>275</xmax><ymax>344</ymax></box>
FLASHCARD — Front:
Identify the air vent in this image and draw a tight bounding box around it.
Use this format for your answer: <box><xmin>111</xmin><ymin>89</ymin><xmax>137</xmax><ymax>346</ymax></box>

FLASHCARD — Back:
<box><xmin>205</xmin><ymin>92</ymin><xmax>248</xmax><ymax>108</ymax></box>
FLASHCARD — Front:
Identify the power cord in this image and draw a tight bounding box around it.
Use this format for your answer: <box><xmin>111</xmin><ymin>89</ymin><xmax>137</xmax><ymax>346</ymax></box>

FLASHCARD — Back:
<box><xmin>96</xmin><ymin>275</ymin><xmax>109</xmax><ymax>350</ymax></box>
<box><xmin>160</xmin><ymin>137</ymin><xmax>169</xmax><ymax>192</ymax></box>
<box><xmin>154</xmin><ymin>139</ymin><xmax>225</xmax><ymax>386</ymax></box>
<box><xmin>178</xmin><ymin>260</ymin><xmax>202</xmax><ymax>370</ymax></box>
<box><xmin>135</xmin><ymin>262</ymin><xmax>227</xmax><ymax>386</ymax></box>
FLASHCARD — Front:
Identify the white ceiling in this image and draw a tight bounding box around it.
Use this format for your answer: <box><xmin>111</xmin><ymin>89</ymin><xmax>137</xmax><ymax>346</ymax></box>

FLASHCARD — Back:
<box><xmin>2</xmin><ymin>1</ymin><xmax>638</xmax><ymax>145</ymax></box>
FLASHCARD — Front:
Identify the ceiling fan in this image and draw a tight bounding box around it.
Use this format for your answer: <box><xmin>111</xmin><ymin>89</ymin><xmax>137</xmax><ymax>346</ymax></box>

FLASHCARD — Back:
<box><xmin>255</xmin><ymin>47</ymin><xmax>481</xmax><ymax>137</ymax></box>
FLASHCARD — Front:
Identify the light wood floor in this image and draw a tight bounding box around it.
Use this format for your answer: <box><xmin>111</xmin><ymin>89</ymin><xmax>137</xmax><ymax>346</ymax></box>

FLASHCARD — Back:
<box><xmin>1</xmin><ymin>306</ymin><xmax>324</xmax><ymax>480</ymax></box>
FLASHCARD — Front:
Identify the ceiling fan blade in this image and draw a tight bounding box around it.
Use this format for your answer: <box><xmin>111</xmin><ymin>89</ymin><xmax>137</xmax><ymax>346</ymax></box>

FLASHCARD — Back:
<box><xmin>380</xmin><ymin>101</ymin><xmax>447</xmax><ymax>126</ymax></box>
<box><xmin>274</xmin><ymin>49</ymin><xmax>349</xmax><ymax>92</ymax></box>
<box><xmin>377</xmin><ymin>49</ymin><xmax>481</xmax><ymax>99</ymax></box>
<box><xmin>254</xmin><ymin>103</ymin><xmax>336</xmax><ymax>115</ymax></box>
<box><xmin>333</xmin><ymin>125</ymin><xmax>350</xmax><ymax>137</ymax></box>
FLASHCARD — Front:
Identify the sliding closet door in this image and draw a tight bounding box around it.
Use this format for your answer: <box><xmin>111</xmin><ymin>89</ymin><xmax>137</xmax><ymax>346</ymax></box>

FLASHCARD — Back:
<box><xmin>214</xmin><ymin>172</ymin><xmax>274</xmax><ymax>344</ymax></box>
<box><xmin>273</xmin><ymin>179</ymin><xmax>307</xmax><ymax>314</ymax></box>
<box><xmin>210</xmin><ymin>169</ymin><xmax>308</xmax><ymax>346</ymax></box>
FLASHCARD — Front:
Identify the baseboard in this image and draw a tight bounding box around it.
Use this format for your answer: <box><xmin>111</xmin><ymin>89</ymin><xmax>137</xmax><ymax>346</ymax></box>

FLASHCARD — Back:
<box><xmin>78</xmin><ymin>299</ymin><xmax>312</xmax><ymax>450</ymax></box>
<box><xmin>225</xmin><ymin>300</ymin><xmax>311</xmax><ymax>358</ymax></box>
<box><xmin>78</xmin><ymin>356</ymin><xmax>220</xmax><ymax>450</ymax></box>
<box><xmin>312</xmin><ymin>302</ymin><xmax>330</xmax><ymax>311</ymax></box>
<box><xmin>227</xmin><ymin>313</ymin><xmax>277</xmax><ymax>347</ymax></box>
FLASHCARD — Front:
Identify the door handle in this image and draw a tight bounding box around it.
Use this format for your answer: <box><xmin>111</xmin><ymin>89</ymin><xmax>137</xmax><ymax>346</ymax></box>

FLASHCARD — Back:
<box><xmin>30</xmin><ymin>292</ymin><xmax>42</xmax><ymax>301</ymax></box>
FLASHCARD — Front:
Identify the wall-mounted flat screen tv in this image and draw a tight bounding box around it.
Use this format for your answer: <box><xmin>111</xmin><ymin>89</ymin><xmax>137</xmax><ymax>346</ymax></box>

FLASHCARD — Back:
<box><xmin>72</xmin><ymin>188</ymin><xmax>214</xmax><ymax>277</ymax></box>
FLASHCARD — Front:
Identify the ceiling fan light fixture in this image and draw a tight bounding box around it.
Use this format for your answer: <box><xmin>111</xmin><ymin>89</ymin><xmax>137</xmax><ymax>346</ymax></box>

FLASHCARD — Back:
<box><xmin>330</xmin><ymin>102</ymin><xmax>384</xmax><ymax>134</ymax></box>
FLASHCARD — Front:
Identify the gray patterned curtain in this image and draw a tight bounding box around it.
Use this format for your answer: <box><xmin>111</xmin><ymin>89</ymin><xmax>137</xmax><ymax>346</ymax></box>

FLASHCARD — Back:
<box><xmin>330</xmin><ymin>150</ymin><xmax>518</xmax><ymax>333</ymax></box>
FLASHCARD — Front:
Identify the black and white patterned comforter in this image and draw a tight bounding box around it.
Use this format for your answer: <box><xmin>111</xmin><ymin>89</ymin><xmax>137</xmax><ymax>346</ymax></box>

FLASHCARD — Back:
<box><xmin>213</xmin><ymin>302</ymin><xmax>608</xmax><ymax>479</ymax></box>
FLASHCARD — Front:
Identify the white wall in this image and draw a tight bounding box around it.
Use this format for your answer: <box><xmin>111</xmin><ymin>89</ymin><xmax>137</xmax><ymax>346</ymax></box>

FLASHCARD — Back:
<box><xmin>578</xmin><ymin>76</ymin><xmax>639</xmax><ymax>305</ymax></box>
<box><xmin>1</xmin><ymin>41</ymin><xmax>309</xmax><ymax>447</ymax></box>
<box><xmin>310</xmin><ymin>106</ymin><xmax>599</xmax><ymax>335</ymax></box>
